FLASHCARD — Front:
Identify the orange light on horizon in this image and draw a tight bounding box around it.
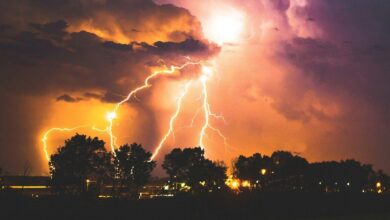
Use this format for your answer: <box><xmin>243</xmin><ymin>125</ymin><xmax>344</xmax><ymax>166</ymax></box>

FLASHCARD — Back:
<box><xmin>231</xmin><ymin>180</ymin><xmax>240</xmax><ymax>189</ymax></box>
<box><xmin>242</xmin><ymin>180</ymin><xmax>251</xmax><ymax>188</ymax></box>
<box><xmin>226</xmin><ymin>176</ymin><xmax>240</xmax><ymax>190</ymax></box>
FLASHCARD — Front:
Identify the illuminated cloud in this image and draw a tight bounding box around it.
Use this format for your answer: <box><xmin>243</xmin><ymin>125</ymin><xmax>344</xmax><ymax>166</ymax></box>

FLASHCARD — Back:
<box><xmin>1</xmin><ymin>0</ymin><xmax>390</xmax><ymax>175</ymax></box>
<box><xmin>56</xmin><ymin>94</ymin><xmax>84</xmax><ymax>103</ymax></box>
<box><xmin>0</xmin><ymin>0</ymin><xmax>218</xmax><ymax>174</ymax></box>
<box><xmin>157</xmin><ymin>0</ymin><xmax>390</xmax><ymax>172</ymax></box>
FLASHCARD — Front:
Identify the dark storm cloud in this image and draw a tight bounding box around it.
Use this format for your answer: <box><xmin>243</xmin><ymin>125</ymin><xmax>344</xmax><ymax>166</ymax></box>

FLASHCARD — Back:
<box><xmin>0</xmin><ymin>0</ymin><xmax>218</xmax><ymax>174</ymax></box>
<box><xmin>29</xmin><ymin>20</ymin><xmax>68</xmax><ymax>37</ymax></box>
<box><xmin>266</xmin><ymin>0</ymin><xmax>390</xmax><ymax>170</ymax></box>
<box><xmin>79</xmin><ymin>91</ymin><xmax>124</xmax><ymax>103</ymax></box>
<box><xmin>153</xmin><ymin>38</ymin><xmax>214</xmax><ymax>54</ymax></box>
<box><xmin>0</xmin><ymin>0</ymin><xmax>204</xmax><ymax>42</ymax></box>
<box><xmin>0</xmin><ymin>19</ymin><xmax>218</xmax><ymax>97</ymax></box>
<box><xmin>102</xmin><ymin>41</ymin><xmax>133</xmax><ymax>51</ymax></box>
<box><xmin>56</xmin><ymin>94</ymin><xmax>83</xmax><ymax>103</ymax></box>
<box><xmin>83</xmin><ymin>92</ymin><xmax>103</xmax><ymax>100</ymax></box>
<box><xmin>274</xmin><ymin>0</ymin><xmax>390</xmax><ymax>124</ymax></box>
<box><xmin>98</xmin><ymin>92</ymin><xmax>126</xmax><ymax>103</ymax></box>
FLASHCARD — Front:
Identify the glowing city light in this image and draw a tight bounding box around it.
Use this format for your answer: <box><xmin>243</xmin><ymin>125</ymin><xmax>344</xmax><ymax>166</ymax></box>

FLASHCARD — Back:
<box><xmin>231</xmin><ymin>180</ymin><xmax>240</xmax><ymax>189</ymax></box>
<box><xmin>242</xmin><ymin>180</ymin><xmax>251</xmax><ymax>188</ymax></box>
<box><xmin>225</xmin><ymin>176</ymin><xmax>240</xmax><ymax>190</ymax></box>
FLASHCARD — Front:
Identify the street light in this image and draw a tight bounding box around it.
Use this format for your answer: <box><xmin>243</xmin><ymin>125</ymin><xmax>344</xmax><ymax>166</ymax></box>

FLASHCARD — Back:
<box><xmin>86</xmin><ymin>179</ymin><xmax>90</xmax><ymax>191</ymax></box>
<box><xmin>242</xmin><ymin>180</ymin><xmax>251</xmax><ymax>188</ymax></box>
<box><xmin>231</xmin><ymin>180</ymin><xmax>239</xmax><ymax>189</ymax></box>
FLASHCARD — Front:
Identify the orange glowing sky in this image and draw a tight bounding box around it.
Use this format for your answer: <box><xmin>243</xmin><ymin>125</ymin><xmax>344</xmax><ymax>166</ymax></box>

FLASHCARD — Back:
<box><xmin>1</xmin><ymin>0</ymin><xmax>390</xmax><ymax>175</ymax></box>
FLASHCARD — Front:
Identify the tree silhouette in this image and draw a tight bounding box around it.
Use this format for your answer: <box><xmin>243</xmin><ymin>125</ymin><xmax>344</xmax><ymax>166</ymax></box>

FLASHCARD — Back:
<box><xmin>232</xmin><ymin>150</ymin><xmax>390</xmax><ymax>193</ymax></box>
<box><xmin>305</xmin><ymin>160</ymin><xmax>376</xmax><ymax>192</ymax></box>
<box><xmin>271</xmin><ymin>151</ymin><xmax>308</xmax><ymax>178</ymax></box>
<box><xmin>268</xmin><ymin>151</ymin><xmax>308</xmax><ymax>191</ymax></box>
<box><xmin>162</xmin><ymin>147</ymin><xmax>227</xmax><ymax>193</ymax></box>
<box><xmin>202</xmin><ymin>160</ymin><xmax>228</xmax><ymax>191</ymax></box>
<box><xmin>49</xmin><ymin>134</ymin><xmax>112</xmax><ymax>196</ymax></box>
<box><xmin>233</xmin><ymin>151</ymin><xmax>309</xmax><ymax>191</ymax></box>
<box><xmin>113</xmin><ymin>143</ymin><xmax>156</xmax><ymax>198</ymax></box>
<box><xmin>233</xmin><ymin>153</ymin><xmax>272</xmax><ymax>183</ymax></box>
<box><xmin>0</xmin><ymin>167</ymin><xmax>3</xmax><ymax>190</ymax></box>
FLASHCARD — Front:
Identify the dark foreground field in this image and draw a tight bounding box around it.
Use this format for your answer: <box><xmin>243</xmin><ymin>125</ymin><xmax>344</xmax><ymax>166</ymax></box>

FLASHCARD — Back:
<box><xmin>1</xmin><ymin>193</ymin><xmax>390</xmax><ymax>220</ymax></box>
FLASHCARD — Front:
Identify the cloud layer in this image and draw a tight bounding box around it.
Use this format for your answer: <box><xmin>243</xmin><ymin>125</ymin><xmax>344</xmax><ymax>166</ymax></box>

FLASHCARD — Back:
<box><xmin>0</xmin><ymin>0</ymin><xmax>218</xmax><ymax>174</ymax></box>
<box><xmin>1</xmin><ymin>0</ymin><xmax>390</xmax><ymax>175</ymax></box>
<box><xmin>157</xmin><ymin>0</ymin><xmax>390</xmax><ymax>172</ymax></box>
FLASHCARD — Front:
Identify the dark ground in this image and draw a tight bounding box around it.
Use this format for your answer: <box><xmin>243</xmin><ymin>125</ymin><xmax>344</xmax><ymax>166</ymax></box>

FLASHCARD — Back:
<box><xmin>1</xmin><ymin>192</ymin><xmax>390</xmax><ymax>220</ymax></box>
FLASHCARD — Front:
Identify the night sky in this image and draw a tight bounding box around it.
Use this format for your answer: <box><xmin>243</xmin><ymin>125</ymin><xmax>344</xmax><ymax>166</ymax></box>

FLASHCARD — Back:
<box><xmin>1</xmin><ymin>0</ymin><xmax>390</xmax><ymax>175</ymax></box>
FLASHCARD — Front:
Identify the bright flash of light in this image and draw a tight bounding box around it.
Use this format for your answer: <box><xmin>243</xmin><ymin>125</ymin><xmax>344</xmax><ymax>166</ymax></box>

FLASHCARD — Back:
<box><xmin>225</xmin><ymin>176</ymin><xmax>240</xmax><ymax>190</ymax></box>
<box><xmin>42</xmin><ymin>126</ymin><xmax>87</xmax><ymax>161</ymax></box>
<box><xmin>231</xmin><ymin>181</ymin><xmax>239</xmax><ymax>189</ymax></box>
<box><xmin>104</xmin><ymin>61</ymin><xmax>201</xmax><ymax>154</ymax></box>
<box><xmin>42</xmin><ymin>62</ymin><xmax>200</xmax><ymax>161</ymax></box>
<box><xmin>198</xmin><ymin>65</ymin><xmax>228</xmax><ymax>150</ymax></box>
<box><xmin>204</xmin><ymin>7</ymin><xmax>246</xmax><ymax>45</ymax></box>
<box><xmin>106</xmin><ymin>112</ymin><xmax>117</xmax><ymax>121</ymax></box>
<box><xmin>229</xmin><ymin>179</ymin><xmax>240</xmax><ymax>190</ymax></box>
<box><xmin>41</xmin><ymin>60</ymin><xmax>230</xmax><ymax>166</ymax></box>
<box><xmin>241</xmin><ymin>180</ymin><xmax>251</xmax><ymax>188</ymax></box>
<box><xmin>151</xmin><ymin>81</ymin><xmax>192</xmax><ymax>160</ymax></box>
<box><xmin>199</xmin><ymin>77</ymin><xmax>210</xmax><ymax>149</ymax></box>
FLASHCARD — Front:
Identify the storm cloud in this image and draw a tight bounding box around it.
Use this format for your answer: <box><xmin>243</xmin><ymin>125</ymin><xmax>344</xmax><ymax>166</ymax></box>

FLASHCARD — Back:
<box><xmin>0</xmin><ymin>0</ymin><xmax>218</xmax><ymax>174</ymax></box>
<box><xmin>1</xmin><ymin>0</ymin><xmax>390</xmax><ymax>175</ymax></box>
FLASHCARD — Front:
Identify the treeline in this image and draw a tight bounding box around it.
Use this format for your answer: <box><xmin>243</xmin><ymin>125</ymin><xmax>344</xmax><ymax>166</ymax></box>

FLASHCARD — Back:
<box><xmin>3</xmin><ymin>134</ymin><xmax>387</xmax><ymax>198</ymax></box>
<box><xmin>233</xmin><ymin>152</ymin><xmax>388</xmax><ymax>193</ymax></box>
<box><xmin>48</xmin><ymin>134</ymin><xmax>229</xmax><ymax>197</ymax></box>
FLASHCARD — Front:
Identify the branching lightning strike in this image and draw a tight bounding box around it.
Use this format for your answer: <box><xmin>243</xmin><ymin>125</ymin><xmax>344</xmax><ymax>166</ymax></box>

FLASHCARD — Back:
<box><xmin>151</xmin><ymin>81</ymin><xmax>192</xmax><ymax>160</ymax></box>
<box><xmin>41</xmin><ymin>60</ymin><xmax>229</xmax><ymax>165</ymax></box>
<box><xmin>42</xmin><ymin>126</ymin><xmax>88</xmax><ymax>161</ymax></box>
<box><xmin>198</xmin><ymin>66</ymin><xmax>229</xmax><ymax>149</ymax></box>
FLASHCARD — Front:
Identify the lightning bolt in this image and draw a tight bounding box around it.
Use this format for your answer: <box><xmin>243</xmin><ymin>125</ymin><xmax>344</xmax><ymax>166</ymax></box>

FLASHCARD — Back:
<box><xmin>41</xmin><ymin>61</ymin><xmax>201</xmax><ymax>161</ymax></box>
<box><xmin>41</xmin><ymin>59</ymin><xmax>231</xmax><ymax>167</ymax></box>
<box><xmin>42</xmin><ymin>126</ymin><xmax>88</xmax><ymax>161</ymax></box>
<box><xmin>150</xmin><ymin>64</ymin><xmax>229</xmax><ymax>160</ymax></box>
<box><xmin>151</xmin><ymin>81</ymin><xmax>192</xmax><ymax>160</ymax></box>
<box><xmin>198</xmin><ymin>66</ymin><xmax>229</xmax><ymax>151</ymax></box>
<box><xmin>199</xmin><ymin>78</ymin><xmax>210</xmax><ymax>149</ymax></box>
<box><xmin>105</xmin><ymin>61</ymin><xmax>200</xmax><ymax>154</ymax></box>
